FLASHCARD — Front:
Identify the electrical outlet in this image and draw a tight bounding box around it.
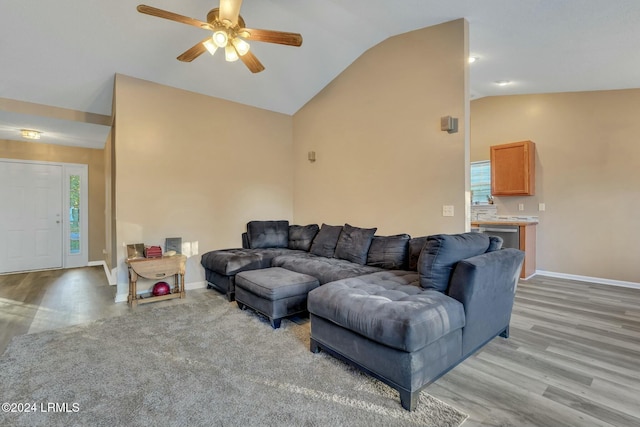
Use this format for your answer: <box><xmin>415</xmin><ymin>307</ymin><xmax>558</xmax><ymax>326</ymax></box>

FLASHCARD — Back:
<box><xmin>518</xmin><ymin>203</ymin><xmax>525</xmax><ymax>211</ymax></box>
<box><xmin>539</xmin><ymin>203</ymin><xmax>546</xmax><ymax>211</ymax></box>
<box><xmin>442</xmin><ymin>205</ymin><xmax>455</xmax><ymax>217</ymax></box>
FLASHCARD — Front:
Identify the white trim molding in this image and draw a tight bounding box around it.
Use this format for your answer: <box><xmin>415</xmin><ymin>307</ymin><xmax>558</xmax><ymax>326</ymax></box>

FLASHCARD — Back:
<box><xmin>185</xmin><ymin>281</ymin><xmax>206</xmax><ymax>291</ymax></box>
<box><xmin>536</xmin><ymin>270</ymin><xmax>640</xmax><ymax>290</ymax></box>
<box><xmin>88</xmin><ymin>260</ymin><xmax>117</xmax><ymax>285</ymax></box>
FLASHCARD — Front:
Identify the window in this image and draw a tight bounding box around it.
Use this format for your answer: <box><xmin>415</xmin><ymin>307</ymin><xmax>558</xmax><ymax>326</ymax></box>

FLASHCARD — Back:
<box><xmin>63</xmin><ymin>164</ymin><xmax>87</xmax><ymax>268</ymax></box>
<box><xmin>471</xmin><ymin>160</ymin><xmax>492</xmax><ymax>205</ymax></box>
<box><xmin>69</xmin><ymin>174</ymin><xmax>81</xmax><ymax>254</ymax></box>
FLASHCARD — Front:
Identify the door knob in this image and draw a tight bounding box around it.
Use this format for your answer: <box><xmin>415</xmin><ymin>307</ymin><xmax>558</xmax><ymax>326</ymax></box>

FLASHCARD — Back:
<box><xmin>56</xmin><ymin>220</ymin><xmax>61</xmax><ymax>224</ymax></box>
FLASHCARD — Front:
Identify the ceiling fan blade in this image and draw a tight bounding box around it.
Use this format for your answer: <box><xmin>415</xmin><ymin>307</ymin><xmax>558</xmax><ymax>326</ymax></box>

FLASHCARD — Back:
<box><xmin>241</xmin><ymin>28</ymin><xmax>302</xmax><ymax>47</ymax></box>
<box><xmin>177</xmin><ymin>37</ymin><xmax>212</xmax><ymax>62</ymax></box>
<box><xmin>239</xmin><ymin>51</ymin><xmax>265</xmax><ymax>73</ymax></box>
<box><xmin>219</xmin><ymin>0</ymin><xmax>243</xmax><ymax>26</ymax></box>
<box><xmin>137</xmin><ymin>5</ymin><xmax>210</xmax><ymax>30</ymax></box>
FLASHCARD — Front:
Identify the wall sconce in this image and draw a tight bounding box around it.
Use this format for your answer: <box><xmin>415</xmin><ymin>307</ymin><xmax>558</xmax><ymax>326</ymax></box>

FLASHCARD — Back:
<box><xmin>21</xmin><ymin>129</ymin><xmax>42</xmax><ymax>140</ymax></box>
<box><xmin>308</xmin><ymin>151</ymin><xmax>316</xmax><ymax>162</ymax></box>
<box><xmin>440</xmin><ymin>116</ymin><xmax>458</xmax><ymax>134</ymax></box>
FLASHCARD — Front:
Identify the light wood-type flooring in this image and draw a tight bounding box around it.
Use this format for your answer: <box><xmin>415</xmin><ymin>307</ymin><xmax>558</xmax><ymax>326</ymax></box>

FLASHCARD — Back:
<box><xmin>1</xmin><ymin>268</ymin><xmax>639</xmax><ymax>426</ymax></box>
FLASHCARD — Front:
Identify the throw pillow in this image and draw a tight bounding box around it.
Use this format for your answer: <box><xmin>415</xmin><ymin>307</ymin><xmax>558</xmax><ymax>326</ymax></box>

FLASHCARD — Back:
<box><xmin>407</xmin><ymin>236</ymin><xmax>428</xmax><ymax>271</ymax></box>
<box><xmin>487</xmin><ymin>235</ymin><xmax>504</xmax><ymax>252</ymax></box>
<box><xmin>309</xmin><ymin>224</ymin><xmax>343</xmax><ymax>257</ymax></box>
<box><xmin>246</xmin><ymin>220</ymin><xmax>289</xmax><ymax>249</ymax></box>
<box><xmin>334</xmin><ymin>224</ymin><xmax>378</xmax><ymax>265</ymax></box>
<box><xmin>418</xmin><ymin>233</ymin><xmax>491</xmax><ymax>292</ymax></box>
<box><xmin>288</xmin><ymin>224</ymin><xmax>320</xmax><ymax>251</ymax></box>
<box><xmin>366</xmin><ymin>234</ymin><xmax>411</xmax><ymax>269</ymax></box>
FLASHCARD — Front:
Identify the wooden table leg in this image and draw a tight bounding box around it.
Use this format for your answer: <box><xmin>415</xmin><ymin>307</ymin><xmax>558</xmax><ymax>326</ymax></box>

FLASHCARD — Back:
<box><xmin>131</xmin><ymin>277</ymin><xmax>138</xmax><ymax>308</ymax></box>
<box><xmin>180</xmin><ymin>272</ymin><xmax>185</xmax><ymax>298</ymax></box>
<box><xmin>127</xmin><ymin>270</ymin><xmax>133</xmax><ymax>305</ymax></box>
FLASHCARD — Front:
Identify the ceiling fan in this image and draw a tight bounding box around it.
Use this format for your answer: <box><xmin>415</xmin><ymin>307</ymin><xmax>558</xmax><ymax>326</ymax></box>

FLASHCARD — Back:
<box><xmin>137</xmin><ymin>0</ymin><xmax>303</xmax><ymax>73</ymax></box>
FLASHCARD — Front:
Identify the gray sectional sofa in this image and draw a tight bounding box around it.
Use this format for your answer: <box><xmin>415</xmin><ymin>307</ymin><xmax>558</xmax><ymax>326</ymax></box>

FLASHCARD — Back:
<box><xmin>200</xmin><ymin>220</ymin><xmax>524</xmax><ymax>411</ymax></box>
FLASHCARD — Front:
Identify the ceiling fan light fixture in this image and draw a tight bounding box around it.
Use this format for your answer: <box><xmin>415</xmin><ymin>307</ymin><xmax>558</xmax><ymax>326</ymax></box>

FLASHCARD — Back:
<box><xmin>213</xmin><ymin>30</ymin><xmax>228</xmax><ymax>48</ymax></box>
<box><xmin>225</xmin><ymin>44</ymin><xmax>239</xmax><ymax>62</ymax></box>
<box><xmin>136</xmin><ymin>4</ymin><xmax>302</xmax><ymax>72</ymax></box>
<box><xmin>21</xmin><ymin>129</ymin><xmax>41</xmax><ymax>140</ymax></box>
<box><xmin>232</xmin><ymin>37</ymin><xmax>250</xmax><ymax>56</ymax></box>
<box><xmin>203</xmin><ymin>39</ymin><xmax>218</xmax><ymax>55</ymax></box>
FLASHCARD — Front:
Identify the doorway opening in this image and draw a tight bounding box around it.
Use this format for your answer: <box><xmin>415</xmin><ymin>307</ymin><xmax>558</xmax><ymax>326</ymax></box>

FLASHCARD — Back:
<box><xmin>0</xmin><ymin>159</ymin><xmax>88</xmax><ymax>274</ymax></box>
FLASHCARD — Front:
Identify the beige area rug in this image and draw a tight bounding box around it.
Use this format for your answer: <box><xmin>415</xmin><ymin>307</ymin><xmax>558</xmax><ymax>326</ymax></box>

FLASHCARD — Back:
<box><xmin>0</xmin><ymin>296</ymin><xmax>467</xmax><ymax>427</ymax></box>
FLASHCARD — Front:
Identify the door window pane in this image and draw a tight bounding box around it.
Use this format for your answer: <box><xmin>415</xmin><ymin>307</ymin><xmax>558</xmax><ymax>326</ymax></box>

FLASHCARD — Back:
<box><xmin>69</xmin><ymin>175</ymin><xmax>80</xmax><ymax>254</ymax></box>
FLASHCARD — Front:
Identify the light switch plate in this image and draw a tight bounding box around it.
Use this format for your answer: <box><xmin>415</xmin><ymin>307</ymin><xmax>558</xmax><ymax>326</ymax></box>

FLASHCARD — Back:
<box><xmin>539</xmin><ymin>203</ymin><xmax>546</xmax><ymax>211</ymax></box>
<box><xmin>442</xmin><ymin>205</ymin><xmax>455</xmax><ymax>217</ymax></box>
<box><xmin>518</xmin><ymin>203</ymin><xmax>525</xmax><ymax>211</ymax></box>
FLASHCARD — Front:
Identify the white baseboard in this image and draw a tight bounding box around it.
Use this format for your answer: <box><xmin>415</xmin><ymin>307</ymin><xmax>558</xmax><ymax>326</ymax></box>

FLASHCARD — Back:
<box><xmin>88</xmin><ymin>260</ymin><xmax>117</xmax><ymax>285</ymax></box>
<box><xmin>186</xmin><ymin>281</ymin><xmax>206</xmax><ymax>291</ymax></box>
<box><xmin>114</xmin><ymin>281</ymin><xmax>207</xmax><ymax>304</ymax></box>
<box><xmin>535</xmin><ymin>270</ymin><xmax>640</xmax><ymax>290</ymax></box>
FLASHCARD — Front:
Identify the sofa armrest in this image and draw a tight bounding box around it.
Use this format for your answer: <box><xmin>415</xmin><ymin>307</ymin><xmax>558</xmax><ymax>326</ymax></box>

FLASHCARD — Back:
<box><xmin>447</xmin><ymin>248</ymin><xmax>524</xmax><ymax>356</ymax></box>
<box><xmin>242</xmin><ymin>232</ymin><xmax>249</xmax><ymax>249</ymax></box>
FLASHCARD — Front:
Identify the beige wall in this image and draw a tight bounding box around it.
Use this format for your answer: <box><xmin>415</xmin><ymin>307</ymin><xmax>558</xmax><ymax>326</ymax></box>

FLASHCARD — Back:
<box><xmin>113</xmin><ymin>74</ymin><xmax>294</xmax><ymax>296</ymax></box>
<box><xmin>292</xmin><ymin>19</ymin><xmax>469</xmax><ymax>236</ymax></box>
<box><xmin>471</xmin><ymin>90</ymin><xmax>640</xmax><ymax>283</ymax></box>
<box><xmin>0</xmin><ymin>139</ymin><xmax>106</xmax><ymax>262</ymax></box>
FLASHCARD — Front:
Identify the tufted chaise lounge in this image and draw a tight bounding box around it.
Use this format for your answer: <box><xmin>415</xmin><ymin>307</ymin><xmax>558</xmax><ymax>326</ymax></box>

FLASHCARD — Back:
<box><xmin>307</xmin><ymin>238</ymin><xmax>524</xmax><ymax>411</ymax></box>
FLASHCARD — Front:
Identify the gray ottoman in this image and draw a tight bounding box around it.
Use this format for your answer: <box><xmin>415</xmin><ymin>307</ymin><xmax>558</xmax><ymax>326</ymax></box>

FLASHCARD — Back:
<box><xmin>235</xmin><ymin>267</ymin><xmax>320</xmax><ymax>329</ymax></box>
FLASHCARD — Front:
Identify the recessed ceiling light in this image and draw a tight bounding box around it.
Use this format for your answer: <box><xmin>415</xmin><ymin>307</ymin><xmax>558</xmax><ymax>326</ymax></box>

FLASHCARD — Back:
<box><xmin>494</xmin><ymin>80</ymin><xmax>511</xmax><ymax>86</ymax></box>
<box><xmin>468</xmin><ymin>56</ymin><xmax>478</xmax><ymax>64</ymax></box>
<box><xmin>21</xmin><ymin>129</ymin><xmax>42</xmax><ymax>140</ymax></box>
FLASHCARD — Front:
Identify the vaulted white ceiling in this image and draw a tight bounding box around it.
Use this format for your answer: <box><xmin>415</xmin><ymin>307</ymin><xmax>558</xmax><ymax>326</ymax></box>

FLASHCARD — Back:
<box><xmin>2</xmin><ymin>0</ymin><xmax>640</xmax><ymax>148</ymax></box>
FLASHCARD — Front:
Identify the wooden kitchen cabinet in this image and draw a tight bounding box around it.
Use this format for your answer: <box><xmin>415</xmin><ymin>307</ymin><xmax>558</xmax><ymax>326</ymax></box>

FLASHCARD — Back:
<box><xmin>491</xmin><ymin>140</ymin><xmax>535</xmax><ymax>196</ymax></box>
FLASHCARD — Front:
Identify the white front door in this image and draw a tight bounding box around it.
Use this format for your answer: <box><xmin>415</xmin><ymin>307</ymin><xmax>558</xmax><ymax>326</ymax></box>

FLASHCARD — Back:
<box><xmin>0</xmin><ymin>161</ymin><xmax>63</xmax><ymax>273</ymax></box>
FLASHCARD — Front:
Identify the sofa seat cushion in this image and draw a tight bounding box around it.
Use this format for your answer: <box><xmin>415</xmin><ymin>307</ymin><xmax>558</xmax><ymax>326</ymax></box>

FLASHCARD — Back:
<box><xmin>271</xmin><ymin>253</ymin><xmax>382</xmax><ymax>285</ymax></box>
<box><xmin>200</xmin><ymin>248</ymin><xmax>303</xmax><ymax>276</ymax></box>
<box><xmin>307</xmin><ymin>273</ymin><xmax>465</xmax><ymax>353</ymax></box>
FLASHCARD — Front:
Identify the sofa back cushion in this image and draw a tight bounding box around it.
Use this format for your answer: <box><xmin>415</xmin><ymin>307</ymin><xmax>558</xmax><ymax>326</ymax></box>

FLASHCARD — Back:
<box><xmin>334</xmin><ymin>224</ymin><xmax>377</xmax><ymax>265</ymax></box>
<box><xmin>366</xmin><ymin>234</ymin><xmax>411</xmax><ymax>269</ymax></box>
<box><xmin>246</xmin><ymin>220</ymin><xmax>289</xmax><ymax>249</ymax></box>
<box><xmin>309</xmin><ymin>224</ymin><xmax>343</xmax><ymax>257</ymax></box>
<box><xmin>288</xmin><ymin>224</ymin><xmax>320</xmax><ymax>251</ymax></box>
<box><xmin>418</xmin><ymin>233</ymin><xmax>491</xmax><ymax>292</ymax></box>
<box><xmin>407</xmin><ymin>236</ymin><xmax>428</xmax><ymax>271</ymax></box>
<box><xmin>487</xmin><ymin>235</ymin><xmax>504</xmax><ymax>252</ymax></box>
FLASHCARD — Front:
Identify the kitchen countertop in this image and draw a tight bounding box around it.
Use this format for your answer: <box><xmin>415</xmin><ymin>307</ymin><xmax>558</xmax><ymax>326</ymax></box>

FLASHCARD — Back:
<box><xmin>471</xmin><ymin>220</ymin><xmax>538</xmax><ymax>226</ymax></box>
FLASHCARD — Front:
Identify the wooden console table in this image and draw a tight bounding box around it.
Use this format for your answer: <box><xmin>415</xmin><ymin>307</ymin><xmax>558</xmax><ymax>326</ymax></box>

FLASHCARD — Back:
<box><xmin>126</xmin><ymin>255</ymin><xmax>186</xmax><ymax>307</ymax></box>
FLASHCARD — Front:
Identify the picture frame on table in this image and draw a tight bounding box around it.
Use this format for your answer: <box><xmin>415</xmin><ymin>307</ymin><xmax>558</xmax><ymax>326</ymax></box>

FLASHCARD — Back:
<box><xmin>126</xmin><ymin>243</ymin><xmax>145</xmax><ymax>259</ymax></box>
<box><xmin>165</xmin><ymin>237</ymin><xmax>182</xmax><ymax>255</ymax></box>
